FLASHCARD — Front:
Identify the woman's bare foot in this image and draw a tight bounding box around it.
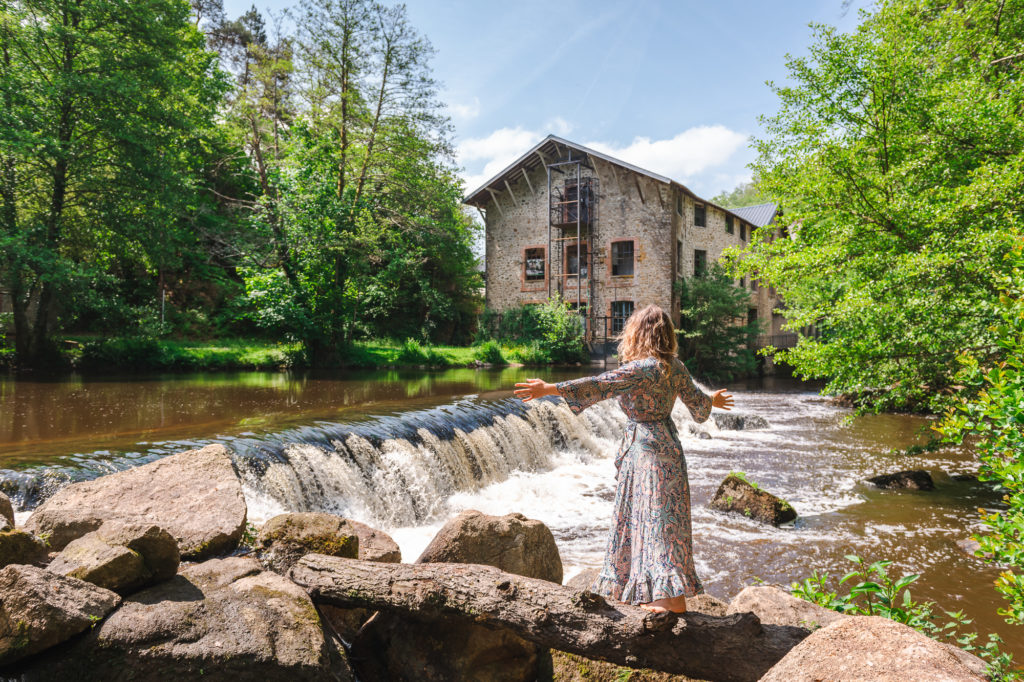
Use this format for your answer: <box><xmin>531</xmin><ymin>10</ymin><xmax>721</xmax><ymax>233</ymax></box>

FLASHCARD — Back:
<box><xmin>640</xmin><ymin>595</ymin><xmax>687</xmax><ymax>613</ymax></box>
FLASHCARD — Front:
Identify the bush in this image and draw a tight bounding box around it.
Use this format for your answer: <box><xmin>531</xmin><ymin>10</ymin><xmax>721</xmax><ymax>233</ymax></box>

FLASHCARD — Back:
<box><xmin>472</xmin><ymin>340</ymin><xmax>505</xmax><ymax>364</ymax></box>
<box><xmin>397</xmin><ymin>339</ymin><xmax>448</xmax><ymax>366</ymax></box>
<box><xmin>535</xmin><ymin>296</ymin><xmax>587</xmax><ymax>364</ymax></box>
<box><xmin>508</xmin><ymin>341</ymin><xmax>551</xmax><ymax>365</ymax></box>
<box><xmin>676</xmin><ymin>264</ymin><xmax>762</xmax><ymax>382</ymax></box>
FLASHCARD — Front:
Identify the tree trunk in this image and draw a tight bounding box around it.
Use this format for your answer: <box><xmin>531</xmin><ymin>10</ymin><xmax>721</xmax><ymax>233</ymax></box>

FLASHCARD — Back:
<box><xmin>289</xmin><ymin>555</ymin><xmax>808</xmax><ymax>682</ymax></box>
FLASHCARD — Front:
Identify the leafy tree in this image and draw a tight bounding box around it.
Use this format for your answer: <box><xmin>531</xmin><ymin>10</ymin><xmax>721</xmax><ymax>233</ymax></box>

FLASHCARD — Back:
<box><xmin>710</xmin><ymin>181</ymin><xmax>770</xmax><ymax>208</ymax></box>
<box><xmin>725</xmin><ymin>0</ymin><xmax>1024</xmax><ymax>412</ymax></box>
<box><xmin>676</xmin><ymin>265</ymin><xmax>761</xmax><ymax>382</ymax></box>
<box><xmin>0</xmin><ymin>0</ymin><xmax>225</xmax><ymax>363</ymax></box>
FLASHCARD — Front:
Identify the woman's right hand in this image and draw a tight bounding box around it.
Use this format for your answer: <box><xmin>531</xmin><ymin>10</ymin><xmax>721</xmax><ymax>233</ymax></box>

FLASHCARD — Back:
<box><xmin>514</xmin><ymin>378</ymin><xmax>556</xmax><ymax>402</ymax></box>
<box><xmin>711</xmin><ymin>389</ymin><xmax>734</xmax><ymax>410</ymax></box>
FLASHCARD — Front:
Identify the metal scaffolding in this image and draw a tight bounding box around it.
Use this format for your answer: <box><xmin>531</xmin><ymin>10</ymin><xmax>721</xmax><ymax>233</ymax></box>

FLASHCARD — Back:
<box><xmin>546</xmin><ymin>149</ymin><xmax>598</xmax><ymax>339</ymax></box>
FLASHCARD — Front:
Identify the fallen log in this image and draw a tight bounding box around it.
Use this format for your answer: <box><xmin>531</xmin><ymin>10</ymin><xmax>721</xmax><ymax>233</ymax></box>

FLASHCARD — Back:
<box><xmin>289</xmin><ymin>554</ymin><xmax>809</xmax><ymax>682</ymax></box>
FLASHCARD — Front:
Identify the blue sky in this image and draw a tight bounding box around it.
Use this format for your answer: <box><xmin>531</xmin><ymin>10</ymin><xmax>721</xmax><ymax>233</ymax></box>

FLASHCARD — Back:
<box><xmin>223</xmin><ymin>0</ymin><xmax>869</xmax><ymax>199</ymax></box>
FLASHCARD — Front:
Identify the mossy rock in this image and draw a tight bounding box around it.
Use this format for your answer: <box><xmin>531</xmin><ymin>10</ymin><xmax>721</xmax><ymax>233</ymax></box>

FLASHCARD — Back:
<box><xmin>256</xmin><ymin>512</ymin><xmax>359</xmax><ymax>574</ymax></box>
<box><xmin>709</xmin><ymin>475</ymin><xmax>797</xmax><ymax>526</ymax></box>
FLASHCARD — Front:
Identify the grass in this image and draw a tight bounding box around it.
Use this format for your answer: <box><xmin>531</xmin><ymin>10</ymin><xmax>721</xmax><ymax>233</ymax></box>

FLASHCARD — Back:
<box><xmin>6</xmin><ymin>336</ymin><xmax>560</xmax><ymax>373</ymax></box>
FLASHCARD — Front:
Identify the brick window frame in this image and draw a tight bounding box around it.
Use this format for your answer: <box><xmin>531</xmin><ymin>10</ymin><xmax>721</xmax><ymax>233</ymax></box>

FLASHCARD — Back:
<box><xmin>563</xmin><ymin>240</ymin><xmax>589</xmax><ymax>289</ymax></box>
<box><xmin>609</xmin><ymin>300</ymin><xmax>635</xmax><ymax>334</ymax></box>
<box><xmin>521</xmin><ymin>245</ymin><xmax>547</xmax><ymax>292</ymax></box>
<box><xmin>694</xmin><ymin>249</ymin><xmax>707</xmax><ymax>277</ymax></box>
<box><xmin>607</xmin><ymin>238</ymin><xmax>637</xmax><ymax>284</ymax></box>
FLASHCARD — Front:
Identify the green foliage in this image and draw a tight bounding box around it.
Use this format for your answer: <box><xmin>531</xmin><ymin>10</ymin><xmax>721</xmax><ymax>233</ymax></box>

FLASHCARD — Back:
<box><xmin>477</xmin><ymin>305</ymin><xmax>544</xmax><ymax>345</ymax></box>
<box><xmin>77</xmin><ymin>337</ymin><xmax>299</xmax><ymax>372</ymax></box>
<box><xmin>676</xmin><ymin>265</ymin><xmax>761</xmax><ymax>382</ymax></box>
<box><xmin>790</xmin><ymin>555</ymin><xmax>1017</xmax><ymax>678</ymax></box>
<box><xmin>472</xmin><ymin>340</ymin><xmax>505</xmax><ymax>365</ymax></box>
<box><xmin>935</xmin><ymin>247</ymin><xmax>1024</xmax><ymax>625</ymax></box>
<box><xmin>396</xmin><ymin>339</ymin><xmax>448</xmax><ymax>366</ymax></box>
<box><xmin>507</xmin><ymin>341</ymin><xmax>552</xmax><ymax>366</ymax></box>
<box><xmin>724</xmin><ymin>0</ymin><xmax>1024</xmax><ymax>413</ymax></box>
<box><xmin>729</xmin><ymin>471</ymin><xmax>759</xmax><ymax>489</ymax></box>
<box><xmin>710</xmin><ymin>181</ymin><xmax>770</xmax><ymax>208</ymax></box>
<box><xmin>535</xmin><ymin>296</ymin><xmax>588</xmax><ymax>364</ymax></box>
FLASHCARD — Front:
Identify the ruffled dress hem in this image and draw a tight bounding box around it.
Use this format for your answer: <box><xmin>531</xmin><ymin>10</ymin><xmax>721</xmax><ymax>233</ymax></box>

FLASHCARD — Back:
<box><xmin>593</xmin><ymin>570</ymin><xmax>704</xmax><ymax>604</ymax></box>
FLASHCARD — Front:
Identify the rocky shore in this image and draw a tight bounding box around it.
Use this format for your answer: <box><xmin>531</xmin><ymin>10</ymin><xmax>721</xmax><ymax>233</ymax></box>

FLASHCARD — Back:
<box><xmin>0</xmin><ymin>444</ymin><xmax>990</xmax><ymax>681</ymax></box>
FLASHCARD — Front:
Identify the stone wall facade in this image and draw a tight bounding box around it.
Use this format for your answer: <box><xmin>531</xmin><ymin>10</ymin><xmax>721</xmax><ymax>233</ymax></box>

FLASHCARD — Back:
<box><xmin>481</xmin><ymin>150</ymin><xmax>783</xmax><ymax>339</ymax></box>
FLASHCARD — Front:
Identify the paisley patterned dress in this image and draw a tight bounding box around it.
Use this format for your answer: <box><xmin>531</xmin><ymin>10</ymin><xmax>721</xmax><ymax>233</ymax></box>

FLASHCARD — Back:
<box><xmin>556</xmin><ymin>357</ymin><xmax>712</xmax><ymax>603</ymax></box>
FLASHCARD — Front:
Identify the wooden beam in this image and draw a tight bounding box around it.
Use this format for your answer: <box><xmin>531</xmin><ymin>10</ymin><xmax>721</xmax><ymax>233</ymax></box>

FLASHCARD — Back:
<box><xmin>634</xmin><ymin>174</ymin><xmax>646</xmax><ymax>205</ymax></box>
<box><xmin>520</xmin><ymin>168</ymin><xmax>535</xmax><ymax>197</ymax></box>
<box><xmin>487</xmin><ymin>188</ymin><xmax>505</xmax><ymax>217</ymax></box>
<box><xmin>504</xmin><ymin>179</ymin><xmax>518</xmax><ymax>205</ymax></box>
<box><xmin>290</xmin><ymin>555</ymin><xmax>808</xmax><ymax>682</ymax></box>
<box><xmin>655</xmin><ymin>181</ymin><xmax>666</xmax><ymax>209</ymax></box>
<box><xmin>476</xmin><ymin>207</ymin><xmax>486</xmax><ymax>223</ymax></box>
<box><xmin>535</xmin><ymin>150</ymin><xmax>549</xmax><ymax>166</ymax></box>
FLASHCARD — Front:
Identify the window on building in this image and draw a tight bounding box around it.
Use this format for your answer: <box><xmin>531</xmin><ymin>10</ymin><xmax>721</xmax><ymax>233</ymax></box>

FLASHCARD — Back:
<box><xmin>676</xmin><ymin>241</ymin><xmax>683</xmax><ymax>277</ymax></box>
<box><xmin>740</xmin><ymin>223</ymin><xmax>746</xmax><ymax>241</ymax></box>
<box><xmin>676</xmin><ymin>194</ymin><xmax>683</xmax><ymax>216</ymax></box>
<box><xmin>739</xmin><ymin>276</ymin><xmax>745</xmax><ymax>288</ymax></box>
<box><xmin>611</xmin><ymin>240</ymin><xmax>635</xmax><ymax>277</ymax></box>
<box><xmin>726</xmin><ymin>215</ymin><xmax>734</xmax><ymax>234</ymax></box>
<box><xmin>751</xmin><ymin>279</ymin><xmax>757</xmax><ymax>291</ymax></box>
<box><xmin>611</xmin><ymin>300</ymin><xmax>635</xmax><ymax>334</ymax></box>
<box><xmin>694</xmin><ymin>203</ymin><xmax>706</xmax><ymax>227</ymax></box>
<box><xmin>566</xmin><ymin>242</ymin><xmax>588</xmax><ymax>279</ymax></box>
<box><xmin>748</xmin><ymin>308</ymin><xmax>758</xmax><ymax>327</ymax></box>
<box><xmin>694</xmin><ymin>249</ymin><xmax>707</xmax><ymax>277</ymax></box>
<box><xmin>524</xmin><ymin>247</ymin><xmax>545</xmax><ymax>282</ymax></box>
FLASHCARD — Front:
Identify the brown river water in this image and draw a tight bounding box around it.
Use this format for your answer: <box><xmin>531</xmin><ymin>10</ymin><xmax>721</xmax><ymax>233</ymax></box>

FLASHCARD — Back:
<box><xmin>0</xmin><ymin>368</ymin><xmax>1018</xmax><ymax>659</ymax></box>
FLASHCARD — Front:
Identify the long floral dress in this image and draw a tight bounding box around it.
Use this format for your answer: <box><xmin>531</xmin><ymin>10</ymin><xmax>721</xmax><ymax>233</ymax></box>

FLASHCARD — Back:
<box><xmin>556</xmin><ymin>356</ymin><xmax>712</xmax><ymax>604</ymax></box>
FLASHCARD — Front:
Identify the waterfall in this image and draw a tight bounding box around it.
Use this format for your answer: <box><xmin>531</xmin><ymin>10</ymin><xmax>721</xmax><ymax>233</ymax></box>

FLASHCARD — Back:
<box><xmin>232</xmin><ymin>396</ymin><xmax>708</xmax><ymax>529</ymax></box>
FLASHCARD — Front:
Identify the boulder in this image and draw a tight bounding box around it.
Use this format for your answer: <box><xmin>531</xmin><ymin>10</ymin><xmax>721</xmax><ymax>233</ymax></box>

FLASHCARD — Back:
<box><xmin>727</xmin><ymin>585</ymin><xmax>846</xmax><ymax>630</ymax></box>
<box><xmin>760</xmin><ymin>615</ymin><xmax>986</xmax><ymax>681</ymax></box>
<box><xmin>956</xmin><ymin>537</ymin><xmax>994</xmax><ymax>561</ymax></box>
<box><xmin>353</xmin><ymin>510</ymin><xmax>563</xmax><ymax>682</ymax></box>
<box><xmin>866</xmin><ymin>469</ymin><xmax>935</xmax><ymax>491</ymax></box>
<box><xmin>349</xmin><ymin>519</ymin><xmax>401</xmax><ymax>563</ymax></box>
<box><xmin>10</xmin><ymin>557</ymin><xmax>350</xmax><ymax>681</ymax></box>
<box><xmin>257</xmin><ymin>512</ymin><xmax>359</xmax><ymax>574</ymax></box>
<box><xmin>25</xmin><ymin>444</ymin><xmax>247</xmax><ymax>560</ymax></box>
<box><xmin>0</xmin><ymin>564</ymin><xmax>120</xmax><ymax>666</ymax></box>
<box><xmin>47</xmin><ymin>521</ymin><xmax>180</xmax><ymax>595</ymax></box>
<box><xmin>550</xmin><ymin>651</ymin><xmax>700</xmax><ymax>682</ymax></box>
<box><xmin>417</xmin><ymin>510</ymin><xmax>563</xmax><ymax>583</ymax></box>
<box><xmin>712</xmin><ymin>413</ymin><xmax>769</xmax><ymax>430</ymax></box>
<box><xmin>709</xmin><ymin>474</ymin><xmax>797</xmax><ymax>526</ymax></box>
<box><xmin>0</xmin><ymin>529</ymin><xmax>50</xmax><ymax>568</ymax></box>
<box><xmin>0</xmin><ymin>491</ymin><xmax>14</xmax><ymax>529</ymax></box>
<box><xmin>565</xmin><ymin>567</ymin><xmax>600</xmax><ymax>590</ymax></box>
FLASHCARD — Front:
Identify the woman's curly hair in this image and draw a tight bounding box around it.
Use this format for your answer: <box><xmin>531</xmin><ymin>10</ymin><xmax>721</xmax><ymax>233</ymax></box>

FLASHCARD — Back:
<box><xmin>617</xmin><ymin>304</ymin><xmax>678</xmax><ymax>368</ymax></box>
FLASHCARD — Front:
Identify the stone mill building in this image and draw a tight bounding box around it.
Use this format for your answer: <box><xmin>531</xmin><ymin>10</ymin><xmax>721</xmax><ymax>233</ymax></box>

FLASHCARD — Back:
<box><xmin>463</xmin><ymin>135</ymin><xmax>791</xmax><ymax>351</ymax></box>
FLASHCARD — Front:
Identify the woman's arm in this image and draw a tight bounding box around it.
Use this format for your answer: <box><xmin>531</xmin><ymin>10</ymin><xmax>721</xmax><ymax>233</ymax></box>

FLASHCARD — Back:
<box><xmin>675</xmin><ymin>361</ymin><xmax>732</xmax><ymax>423</ymax></box>
<box><xmin>514</xmin><ymin>362</ymin><xmax>648</xmax><ymax>415</ymax></box>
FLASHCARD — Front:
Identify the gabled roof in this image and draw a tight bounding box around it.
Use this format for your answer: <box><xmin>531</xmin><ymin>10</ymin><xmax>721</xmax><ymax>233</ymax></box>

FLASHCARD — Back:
<box><xmin>462</xmin><ymin>134</ymin><xmax>756</xmax><ymax>226</ymax></box>
<box><xmin>728</xmin><ymin>202</ymin><xmax>779</xmax><ymax>228</ymax></box>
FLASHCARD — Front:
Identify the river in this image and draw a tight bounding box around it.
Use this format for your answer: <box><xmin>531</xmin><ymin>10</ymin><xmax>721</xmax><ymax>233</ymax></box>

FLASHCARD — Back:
<box><xmin>0</xmin><ymin>368</ymin><xmax>1016</xmax><ymax>657</ymax></box>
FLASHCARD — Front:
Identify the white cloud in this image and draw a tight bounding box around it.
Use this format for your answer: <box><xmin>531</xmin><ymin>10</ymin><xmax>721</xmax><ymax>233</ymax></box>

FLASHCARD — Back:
<box><xmin>458</xmin><ymin>123</ymin><xmax>748</xmax><ymax>197</ymax></box>
<box><xmin>449</xmin><ymin>96</ymin><xmax>480</xmax><ymax>121</ymax></box>
<box><xmin>584</xmin><ymin>126</ymin><xmax>748</xmax><ymax>182</ymax></box>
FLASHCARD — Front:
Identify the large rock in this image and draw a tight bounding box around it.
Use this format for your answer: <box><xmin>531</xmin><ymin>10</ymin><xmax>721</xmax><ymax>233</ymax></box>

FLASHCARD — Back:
<box><xmin>11</xmin><ymin>557</ymin><xmax>350</xmax><ymax>681</ymax></box>
<box><xmin>47</xmin><ymin>521</ymin><xmax>180</xmax><ymax>595</ymax></box>
<box><xmin>0</xmin><ymin>564</ymin><xmax>120</xmax><ymax>666</ymax></box>
<box><xmin>417</xmin><ymin>510</ymin><xmax>563</xmax><ymax>583</ymax></box>
<box><xmin>760</xmin><ymin>615</ymin><xmax>986</xmax><ymax>681</ymax></box>
<box><xmin>353</xmin><ymin>510</ymin><xmax>563</xmax><ymax>682</ymax></box>
<box><xmin>867</xmin><ymin>469</ymin><xmax>936</xmax><ymax>490</ymax></box>
<box><xmin>25</xmin><ymin>444</ymin><xmax>247</xmax><ymax>559</ymax></box>
<box><xmin>712</xmin><ymin>412</ymin><xmax>769</xmax><ymax>430</ymax></box>
<box><xmin>727</xmin><ymin>585</ymin><xmax>846</xmax><ymax>630</ymax></box>
<box><xmin>257</xmin><ymin>512</ymin><xmax>360</xmax><ymax>574</ymax></box>
<box><xmin>709</xmin><ymin>474</ymin><xmax>797</xmax><ymax>526</ymax></box>
<box><xmin>0</xmin><ymin>529</ymin><xmax>50</xmax><ymax>568</ymax></box>
<box><xmin>0</xmin><ymin>491</ymin><xmax>14</xmax><ymax>530</ymax></box>
<box><xmin>348</xmin><ymin>518</ymin><xmax>401</xmax><ymax>563</ymax></box>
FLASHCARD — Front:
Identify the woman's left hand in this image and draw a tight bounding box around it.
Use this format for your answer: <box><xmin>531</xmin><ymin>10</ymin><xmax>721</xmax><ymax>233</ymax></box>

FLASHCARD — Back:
<box><xmin>514</xmin><ymin>378</ymin><xmax>556</xmax><ymax>402</ymax></box>
<box><xmin>712</xmin><ymin>389</ymin><xmax>734</xmax><ymax>410</ymax></box>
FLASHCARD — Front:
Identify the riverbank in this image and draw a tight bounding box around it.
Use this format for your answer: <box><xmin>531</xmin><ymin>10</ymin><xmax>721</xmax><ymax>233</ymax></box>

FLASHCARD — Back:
<box><xmin>0</xmin><ymin>336</ymin><xmax>559</xmax><ymax>373</ymax></box>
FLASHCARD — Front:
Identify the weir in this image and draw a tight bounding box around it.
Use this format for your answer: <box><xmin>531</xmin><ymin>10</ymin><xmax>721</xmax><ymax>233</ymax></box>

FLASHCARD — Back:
<box><xmin>0</xmin><ymin>394</ymin><xmax>710</xmax><ymax>528</ymax></box>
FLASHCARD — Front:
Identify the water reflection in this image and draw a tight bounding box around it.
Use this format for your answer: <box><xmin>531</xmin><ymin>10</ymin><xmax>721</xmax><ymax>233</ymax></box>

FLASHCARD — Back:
<box><xmin>0</xmin><ymin>368</ymin><xmax>588</xmax><ymax>466</ymax></box>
